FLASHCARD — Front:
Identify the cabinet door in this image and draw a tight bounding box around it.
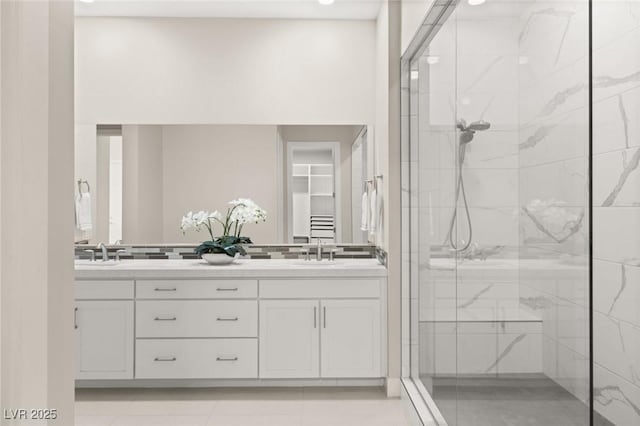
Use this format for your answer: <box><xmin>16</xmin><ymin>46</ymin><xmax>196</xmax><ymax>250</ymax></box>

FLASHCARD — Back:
<box><xmin>259</xmin><ymin>300</ymin><xmax>319</xmax><ymax>378</ymax></box>
<box><xmin>75</xmin><ymin>300</ymin><xmax>134</xmax><ymax>380</ymax></box>
<box><xmin>320</xmin><ymin>299</ymin><xmax>381</xmax><ymax>378</ymax></box>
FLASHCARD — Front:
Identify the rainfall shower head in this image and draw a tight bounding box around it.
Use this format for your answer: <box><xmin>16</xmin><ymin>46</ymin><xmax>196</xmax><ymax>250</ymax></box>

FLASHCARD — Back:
<box><xmin>467</xmin><ymin>120</ymin><xmax>491</xmax><ymax>131</ymax></box>
<box><xmin>457</xmin><ymin>119</ymin><xmax>491</xmax><ymax>144</ymax></box>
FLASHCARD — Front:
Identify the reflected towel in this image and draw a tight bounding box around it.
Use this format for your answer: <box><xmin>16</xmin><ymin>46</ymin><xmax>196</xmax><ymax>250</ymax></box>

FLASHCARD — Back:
<box><xmin>75</xmin><ymin>192</ymin><xmax>93</xmax><ymax>232</ymax></box>
<box><xmin>360</xmin><ymin>191</ymin><xmax>369</xmax><ymax>231</ymax></box>
<box><xmin>369</xmin><ymin>188</ymin><xmax>377</xmax><ymax>234</ymax></box>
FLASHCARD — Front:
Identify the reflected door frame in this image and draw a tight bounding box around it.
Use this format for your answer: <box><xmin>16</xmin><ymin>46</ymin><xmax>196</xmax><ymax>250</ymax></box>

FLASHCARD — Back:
<box><xmin>286</xmin><ymin>141</ymin><xmax>342</xmax><ymax>244</ymax></box>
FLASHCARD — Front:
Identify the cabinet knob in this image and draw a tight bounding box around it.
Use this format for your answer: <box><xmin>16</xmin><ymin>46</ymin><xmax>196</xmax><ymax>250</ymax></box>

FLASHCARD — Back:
<box><xmin>216</xmin><ymin>317</ymin><xmax>239</xmax><ymax>321</ymax></box>
<box><xmin>154</xmin><ymin>287</ymin><xmax>177</xmax><ymax>292</ymax></box>
<box><xmin>216</xmin><ymin>287</ymin><xmax>238</xmax><ymax>292</ymax></box>
<box><xmin>154</xmin><ymin>357</ymin><xmax>177</xmax><ymax>362</ymax></box>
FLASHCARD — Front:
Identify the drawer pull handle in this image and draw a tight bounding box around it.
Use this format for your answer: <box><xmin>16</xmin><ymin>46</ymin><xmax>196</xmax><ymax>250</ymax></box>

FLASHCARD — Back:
<box><xmin>154</xmin><ymin>357</ymin><xmax>177</xmax><ymax>362</ymax></box>
<box><xmin>216</xmin><ymin>357</ymin><xmax>238</xmax><ymax>362</ymax></box>
<box><xmin>154</xmin><ymin>316</ymin><xmax>177</xmax><ymax>321</ymax></box>
<box><xmin>154</xmin><ymin>287</ymin><xmax>177</xmax><ymax>292</ymax></box>
<box><xmin>217</xmin><ymin>317</ymin><xmax>239</xmax><ymax>321</ymax></box>
<box><xmin>216</xmin><ymin>287</ymin><xmax>238</xmax><ymax>292</ymax></box>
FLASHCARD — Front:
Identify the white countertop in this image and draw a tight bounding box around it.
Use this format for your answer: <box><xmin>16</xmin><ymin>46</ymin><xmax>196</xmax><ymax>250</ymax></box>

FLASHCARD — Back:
<box><xmin>75</xmin><ymin>258</ymin><xmax>387</xmax><ymax>280</ymax></box>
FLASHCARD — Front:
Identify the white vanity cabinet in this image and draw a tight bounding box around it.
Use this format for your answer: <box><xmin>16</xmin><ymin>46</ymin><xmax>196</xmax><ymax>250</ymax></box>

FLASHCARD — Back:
<box><xmin>74</xmin><ymin>280</ymin><xmax>135</xmax><ymax>380</ymax></box>
<box><xmin>74</xmin><ymin>260</ymin><xmax>387</xmax><ymax>386</ymax></box>
<box><xmin>259</xmin><ymin>279</ymin><xmax>384</xmax><ymax>379</ymax></box>
<box><xmin>259</xmin><ymin>300</ymin><xmax>321</xmax><ymax>378</ymax></box>
<box><xmin>134</xmin><ymin>279</ymin><xmax>259</xmax><ymax>380</ymax></box>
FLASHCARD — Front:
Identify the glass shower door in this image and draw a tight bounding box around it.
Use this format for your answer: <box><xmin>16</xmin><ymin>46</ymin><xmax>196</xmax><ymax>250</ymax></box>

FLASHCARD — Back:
<box><xmin>403</xmin><ymin>1</ymin><xmax>593</xmax><ymax>425</ymax></box>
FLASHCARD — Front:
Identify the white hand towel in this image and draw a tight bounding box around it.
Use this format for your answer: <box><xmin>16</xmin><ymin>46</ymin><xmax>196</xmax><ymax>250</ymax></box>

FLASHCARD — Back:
<box><xmin>369</xmin><ymin>188</ymin><xmax>377</xmax><ymax>234</ymax></box>
<box><xmin>360</xmin><ymin>191</ymin><xmax>369</xmax><ymax>231</ymax></box>
<box><xmin>376</xmin><ymin>188</ymin><xmax>383</xmax><ymax>235</ymax></box>
<box><xmin>75</xmin><ymin>192</ymin><xmax>93</xmax><ymax>232</ymax></box>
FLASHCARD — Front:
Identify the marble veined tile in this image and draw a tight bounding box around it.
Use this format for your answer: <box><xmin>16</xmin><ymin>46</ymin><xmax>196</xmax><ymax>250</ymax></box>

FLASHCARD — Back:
<box><xmin>496</xmin><ymin>332</ymin><xmax>543</xmax><ymax>374</ymax></box>
<box><xmin>594</xmin><ymin>311</ymin><xmax>640</xmax><ymax>387</ymax></box>
<box><xmin>594</xmin><ymin>259</ymin><xmax>640</xmax><ymax>327</ymax></box>
<box><xmin>457</xmin><ymin>17</ymin><xmax>519</xmax><ymax>57</ymax></box>
<box><xmin>593</xmin><ymin>84</ymin><xmax>640</xmax><ymax>154</ymax></box>
<box><xmin>519</xmin><ymin>56</ymin><xmax>589</xmax><ymax>126</ymax></box>
<box><xmin>519</xmin><ymin>0</ymin><xmax>589</xmax><ymax>86</ymax></box>
<box><xmin>593</xmin><ymin>25</ymin><xmax>640</xmax><ymax>102</ymax></box>
<box><xmin>594</xmin><ymin>147</ymin><xmax>640</xmax><ymax>206</ymax></box>
<box><xmin>519</xmin><ymin>109</ymin><xmax>589</xmax><ymax>168</ymax></box>
<box><xmin>593</xmin><ymin>207</ymin><xmax>640</xmax><ymax>263</ymax></box>
<box><xmin>594</xmin><ymin>363</ymin><xmax>640</xmax><ymax>426</ymax></box>
<box><xmin>593</xmin><ymin>0</ymin><xmax>640</xmax><ymax>50</ymax></box>
<box><xmin>520</xmin><ymin>205</ymin><xmax>587</xmax><ymax>256</ymax></box>
<box><xmin>520</xmin><ymin>157</ymin><xmax>588</xmax><ymax>208</ymax></box>
<box><xmin>456</xmin><ymin>54</ymin><xmax>519</xmax><ymax>98</ymax></box>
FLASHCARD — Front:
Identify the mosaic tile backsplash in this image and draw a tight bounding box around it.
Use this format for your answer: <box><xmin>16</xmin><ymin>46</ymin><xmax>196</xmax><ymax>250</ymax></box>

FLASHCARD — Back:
<box><xmin>75</xmin><ymin>244</ymin><xmax>380</xmax><ymax>262</ymax></box>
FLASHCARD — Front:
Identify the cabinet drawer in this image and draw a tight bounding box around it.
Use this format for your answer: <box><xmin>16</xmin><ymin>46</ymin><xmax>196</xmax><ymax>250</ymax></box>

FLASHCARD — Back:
<box><xmin>75</xmin><ymin>280</ymin><xmax>134</xmax><ymax>300</ymax></box>
<box><xmin>135</xmin><ymin>338</ymin><xmax>257</xmax><ymax>379</ymax></box>
<box><xmin>136</xmin><ymin>279</ymin><xmax>257</xmax><ymax>299</ymax></box>
<box><xmin>260</xmin><ymin>279</ymin><xmax>381</xmax><ymax>299</ymax></box>
<box><xmin>136</xmin><ymin>300</ymin><xmax>257</xmax><ymax>338</ymax></box>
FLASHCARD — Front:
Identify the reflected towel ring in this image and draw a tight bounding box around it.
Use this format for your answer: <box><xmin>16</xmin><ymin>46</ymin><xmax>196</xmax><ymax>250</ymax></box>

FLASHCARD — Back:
<box><xmin>77</xmin><ymin>179</ymin><xmax>90</xmax><ymax>194</ymax></box>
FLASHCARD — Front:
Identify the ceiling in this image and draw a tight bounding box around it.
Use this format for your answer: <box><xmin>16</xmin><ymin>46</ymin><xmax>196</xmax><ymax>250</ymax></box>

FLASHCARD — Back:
<box><xmin>75</xmin><ymin>0</ymin><xmax>384</xmax><ymax>20</ymax></box>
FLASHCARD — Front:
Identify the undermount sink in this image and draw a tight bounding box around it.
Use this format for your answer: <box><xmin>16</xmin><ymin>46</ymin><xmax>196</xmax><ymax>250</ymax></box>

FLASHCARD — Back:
<box><xmin>75</xmin><ymin>260</ymin><xmax>119</xmax><ymax>267</ymax></box>
<box><xmin>292</xmin><ymin>260</ymin><xmax>342</xmax><ymax>266</ymax></box>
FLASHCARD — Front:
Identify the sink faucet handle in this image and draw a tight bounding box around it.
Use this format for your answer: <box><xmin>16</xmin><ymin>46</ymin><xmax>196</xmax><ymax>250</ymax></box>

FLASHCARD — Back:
<box><xmin>96</xmin><ymin>242</ymin><xmax>109</xmax><ymax>261</ymax></box>
<box><xmin>83</xmin><ymin>249</ymin><xmax>96</xmax><ymax>262</ymax></box>
<box><xmin>115</xmin><ymin>249</ymin><xmax>127</xmax><ymax>262</ymax></box>
<box><xmin>301</xmin><ymin>246</ymin><xmax>311</xmax><ymax>261</ymax></box>
<box><xmin>327</xmin><ymin>246</ymin><xmax>341</xmax><ymax>262</ymax></box>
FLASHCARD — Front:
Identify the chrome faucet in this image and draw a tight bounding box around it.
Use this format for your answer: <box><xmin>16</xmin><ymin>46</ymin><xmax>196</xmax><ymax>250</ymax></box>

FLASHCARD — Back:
<box><xmin>97</xmin><ymin>242</ymin><xmax>109</xmax><ymax>261</ymax></box>
<box><xmin>316</xmin><ymin>239</ymin><xmax>323</xmax><ymax>261</ymax></box>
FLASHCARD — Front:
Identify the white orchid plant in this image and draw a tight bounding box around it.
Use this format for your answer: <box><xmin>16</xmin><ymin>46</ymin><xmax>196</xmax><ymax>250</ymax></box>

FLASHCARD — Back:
<box><xmin>181</xmin><ymin>199</ymin><xmax>267</xmax><ymax>257</ymax></box>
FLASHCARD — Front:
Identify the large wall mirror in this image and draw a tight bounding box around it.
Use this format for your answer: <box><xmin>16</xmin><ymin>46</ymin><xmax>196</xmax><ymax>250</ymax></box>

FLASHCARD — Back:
<box><xmin>74</xmin><ymin>124</ymin><xmax>373</xmax><ymax>245</ymax></box>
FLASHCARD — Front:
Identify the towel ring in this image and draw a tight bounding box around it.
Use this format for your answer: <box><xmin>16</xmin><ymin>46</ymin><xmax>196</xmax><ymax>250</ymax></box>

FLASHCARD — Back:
<box><xmin>77</xmin><ymin>179</ymin><xmax>90</xmax><ymax>194</ymax></box>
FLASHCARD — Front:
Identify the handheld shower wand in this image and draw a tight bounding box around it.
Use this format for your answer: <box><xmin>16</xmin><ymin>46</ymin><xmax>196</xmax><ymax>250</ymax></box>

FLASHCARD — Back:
<box><xmin>446</xmin><ymin>118</ymin><xmax>491</xmax><ymax>252</ymax></box>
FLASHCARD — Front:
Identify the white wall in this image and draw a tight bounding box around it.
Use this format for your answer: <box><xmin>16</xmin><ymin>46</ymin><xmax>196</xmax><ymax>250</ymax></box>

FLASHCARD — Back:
<box><xmin>162</xmin><ymin>125</ymin><xmax>279</xmax><ymax>244</ymax></box>
<box><xmin>75</xmin><ymin>17</ymin><xmax>376</xmax><ymax>126</ymax></box>
<box><xmin>1</xmin><ymin>0</ymin><xmax>75</xmax><ymax>422</ymax></box>
<box><xmin>376</xmin><ymin>0</ymin><xmax>402</xmax><ymax>396</ymax></box>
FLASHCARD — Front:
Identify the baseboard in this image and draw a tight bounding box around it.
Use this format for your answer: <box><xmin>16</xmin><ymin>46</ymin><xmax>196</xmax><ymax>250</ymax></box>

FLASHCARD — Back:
<box><xmin>75</xmin><ymin>378</ymin><xmax>385</xmax><ymax>388</ymax></box>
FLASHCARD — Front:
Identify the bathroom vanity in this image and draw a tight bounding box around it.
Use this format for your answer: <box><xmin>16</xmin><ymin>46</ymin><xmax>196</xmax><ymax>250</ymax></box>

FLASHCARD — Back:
<box><xmin>74</xmin><ymin>259</ymin><xmax>387</xmax><ymax>386</ymax></box>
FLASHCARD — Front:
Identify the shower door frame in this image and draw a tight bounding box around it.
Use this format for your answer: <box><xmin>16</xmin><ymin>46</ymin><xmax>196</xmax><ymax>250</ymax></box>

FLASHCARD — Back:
<box><xmin>399</xmin><ymin>1</ymin><xmax>594</xmax><ymax>425</ymax></box>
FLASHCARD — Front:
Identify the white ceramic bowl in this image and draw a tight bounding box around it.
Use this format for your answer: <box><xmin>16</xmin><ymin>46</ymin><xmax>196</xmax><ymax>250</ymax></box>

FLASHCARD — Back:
<box><xmin>201</xmin><ymin>252</ymin><xmax>239</xmax><ymax>265</ymax></box>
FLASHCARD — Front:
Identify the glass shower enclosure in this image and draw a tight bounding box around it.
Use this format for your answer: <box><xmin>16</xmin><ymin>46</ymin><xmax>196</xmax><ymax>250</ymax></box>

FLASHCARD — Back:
<box><xmin>401</xmin><ymin>1</ymin><xmax>596</xmax><ymax>424</ymax></box>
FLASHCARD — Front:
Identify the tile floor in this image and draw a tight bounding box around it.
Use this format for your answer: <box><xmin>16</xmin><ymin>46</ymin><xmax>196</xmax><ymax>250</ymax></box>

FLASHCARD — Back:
<box><xmin>430</xmin><ymin>377</ymin><xmax>614</xmax><ymax>426</ymax></box>
<box><xmin>75</xmin><ymin>387</ymin><xmax>408</xmax><ymax>426</ymax></box>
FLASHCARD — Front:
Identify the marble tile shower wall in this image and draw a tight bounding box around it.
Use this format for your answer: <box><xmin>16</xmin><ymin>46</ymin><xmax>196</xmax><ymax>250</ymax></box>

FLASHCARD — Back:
<box><xmin>516</xmin><ymin>1</ymin><xmax>640</xmax><ymax>424</ymax></box>
<box><xmin>591</xmin><ymin>2</ymin><xmax>640</xmax><ymax>425</ymax></box>
<box><xmin>418</xmin><ymin>17</ymin><xmax>521</xmax><ymax>253</ymax></box>
<box><xmin>516</xmin><ymin>0</ymin><xmax>591</xmax><ymax>408</ymax></box>
<box><xmin>414</xmin><ymin>9</ymin><xmax>528</xmax><ymax>379</ymax></box>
